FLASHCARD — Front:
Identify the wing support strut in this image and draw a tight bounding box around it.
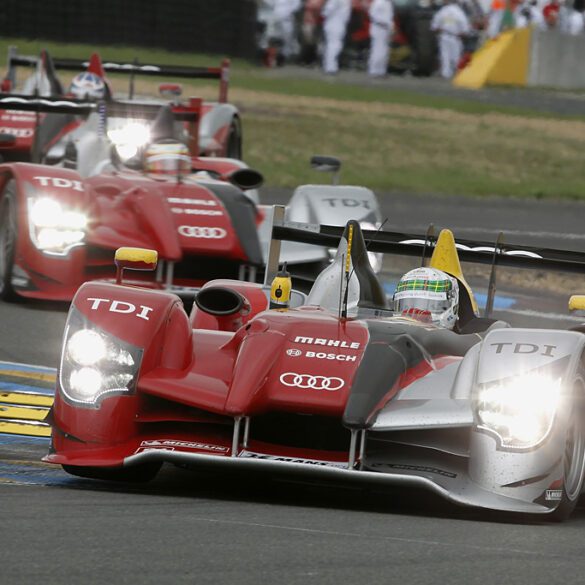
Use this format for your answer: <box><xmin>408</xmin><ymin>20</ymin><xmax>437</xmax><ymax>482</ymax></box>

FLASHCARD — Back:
<box><xmin>485</xmin><ymin>232</ymin><xmax>504</xmax><ymax>319</ymax></box>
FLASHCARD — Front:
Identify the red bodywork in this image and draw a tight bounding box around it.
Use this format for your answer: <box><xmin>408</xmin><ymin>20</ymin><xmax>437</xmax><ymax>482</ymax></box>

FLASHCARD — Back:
<box><xmin>0</xmin><ymin>109</ymin><xmax>39</xmax><ymax>158</ymax></box>
<box><xmin>1</xmin><ymin>159</ymin><xmax>263</xmax><ymax>300</ymax></box>
<box><xmin>0</xmin><ymin>52</ymin><xmax>235</xmax><ymax>161</ymax></box>
<box><xmin>45</xmin><ymin>279</ymin><xmax>460</xmax><ymax>471</ymax></box>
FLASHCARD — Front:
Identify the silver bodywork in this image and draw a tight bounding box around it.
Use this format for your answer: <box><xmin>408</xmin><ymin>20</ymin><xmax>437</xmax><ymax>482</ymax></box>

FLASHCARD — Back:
<box><xmin>119</xmin><ymin>324</ymin><xmax>585</xmax><ymax>517</ymax></box>
<box><xmin>258</xmin><ymin>185</ymin><xmax>383</xmax><ymax>267</ymax></box>
<box><xmin>364</xmin><ymin>327</ymin><xmax>585</xmax><ymax>514</ymax></box>
<box><xmin>44</xmin><ymin>101</ymin><xmax>239</xmax><ymax>173</ymax></box>
<box><xmin>198</xmin><ymin>103</ymin><xmax>239</xmax><ymax>157</ymax></box>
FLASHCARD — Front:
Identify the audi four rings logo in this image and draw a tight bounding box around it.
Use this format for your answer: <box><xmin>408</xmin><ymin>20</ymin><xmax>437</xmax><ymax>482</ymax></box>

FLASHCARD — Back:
<box><xmin>286</xmin><ymin>349</ymin><xmax>302</xmax><ymax>357</ymax></box>
<box><xmin>178</xmin><ymin>226</ymin><xmax>227</xmax><ymax>239</ymax></box>
<box><xmin>280</xmin><ymin>372</ymin><xmax>344</xmax><ymax>391</ymax></box>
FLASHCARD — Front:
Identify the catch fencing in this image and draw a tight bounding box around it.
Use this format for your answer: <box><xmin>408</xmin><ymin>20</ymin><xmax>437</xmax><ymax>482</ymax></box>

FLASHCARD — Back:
<box><xmin>0</xmin><ymin>0</ymin><xmax>258</xmax><ymax>59</ymax></box>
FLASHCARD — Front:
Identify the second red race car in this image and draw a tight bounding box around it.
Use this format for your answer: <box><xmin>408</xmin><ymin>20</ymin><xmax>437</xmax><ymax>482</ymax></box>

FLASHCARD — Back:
<box><xmin>0</xmin><ymin>47</ymin><xmax>240</xmax><ymax>162</ymax></box>
<box><xmin>0</xmin><ymin>98</ymin><xmax>263</xmax><ymax>302</ymax></box>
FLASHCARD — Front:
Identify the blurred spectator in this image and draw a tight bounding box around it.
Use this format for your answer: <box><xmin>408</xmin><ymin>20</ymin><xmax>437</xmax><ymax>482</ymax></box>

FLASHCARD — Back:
<box><xmin>556</xmin><ymin>0</ymin><xmax>571</xmax><ymax>31</ymax></box>
<box><xmin>322</xmin><ymin>0</ymin><xmax>352</xmax><ymax>73</ymax></box>
<box><xmin>368</xmin><ymin>0</ymin><xmax>394</xmax><ymax>77</ymax></box>
<box><xmin>486</xmin><ymin>0</ymin><xmax>506</xmax><ymax>37</ymax></box>
<box><xmin>543</xmin><ymin>0</ymin><xmax>561</xmax><ymax>27</ymax></box>
<box><xmin>566</xmin><ymin>4</ymin><xmax>584</xmax><ymax>33</ymax></box>
<box><xmin>431</xmin><ymin>0</ymin><xmax>471</xmax><ymax>78</ymax></box>
<box><xmin>273</xmin><ymin>0</ymin><xmax>303</xmax><ymax>60</ymax></box>
<box><xmin>514</xmin><ymin>0</ymin><xmax>546</xmax><ymax>28</ymax></box>
<box><xmin>345</xmin><ymin>0</ymin><xmax>372</xmax><ymax>69</ymax></box>
<box><xmin>256</xmin><ymin>0</ymin><xmax>302</xmax><ymax>66</ymax></box>
<box><xmin>300</xmin><ymin>0</ymin><xmax>325</xmax><ymax>65</ymax></box>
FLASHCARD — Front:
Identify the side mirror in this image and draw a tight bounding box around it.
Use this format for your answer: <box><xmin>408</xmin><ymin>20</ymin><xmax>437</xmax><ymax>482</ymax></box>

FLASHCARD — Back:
<box><xmin>63</xmin><ymin>140</ymin><xmax>78</xmax><ymax>169</ymax></box>
<box><xmin>310</xmin><ymin>155</ymin><xmax>341</xmax><ymax>185</ymax></box>
<box><xmin>115</xmin><ymin>247</ymin><xmax>158</xmax><ymax>285</ymax></box>
<box><xmin>159</xmin><ymin>83</ymin><xmax>183</xmax><ymax>100</ymax></box>
<box><xmin>569</xmin><ymin>295</ymin><xmax>585</xmax><ymax>312</ymax></box>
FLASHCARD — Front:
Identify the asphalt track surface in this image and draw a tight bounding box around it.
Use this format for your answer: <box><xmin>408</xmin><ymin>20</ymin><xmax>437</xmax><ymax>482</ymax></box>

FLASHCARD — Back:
<box><xmin>2</xmin><ymin>191</ymin><xmax>585</xmax><ymax>584</ymax></box>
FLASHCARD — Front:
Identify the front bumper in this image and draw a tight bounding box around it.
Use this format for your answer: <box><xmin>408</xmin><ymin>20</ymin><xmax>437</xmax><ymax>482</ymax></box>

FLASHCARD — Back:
<box><xmin>44</xmin><ymin>432</ymin><xmax>555</xmax><ymax>516</ymax></box>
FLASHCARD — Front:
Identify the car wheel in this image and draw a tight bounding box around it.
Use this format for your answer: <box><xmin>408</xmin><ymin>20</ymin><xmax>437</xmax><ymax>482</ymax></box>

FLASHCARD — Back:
<box><xmin>62</xmin><ymin>462</ymin><xmax>162</xmax><ymax>483</ymax></box>
<box><xmin>226</xmin><ymin>118</ymin><xmax>242</xmax><ymax>160</ymax></box>
<box><xmin>550</xmin><ymin>376</ymin><xmax>585</xmax><ymax>521</ymax></box>
<box><xmin>0</xmin><ymin>181</ymin><xmax>18</xmax><ymax>301</ymax></box>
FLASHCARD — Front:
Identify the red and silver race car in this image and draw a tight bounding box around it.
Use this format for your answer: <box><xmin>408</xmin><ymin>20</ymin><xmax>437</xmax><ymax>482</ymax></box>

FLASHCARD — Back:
<box><xmin>0</xmin><ymin>98</ymin><xmax>261</xmax><ymax>301</ymax></box>
<box><xmin>0</xmin><ymin>47</ymin><xmax>240</xmax><ymax>162</ymax></box>
<box><xmin>44</xmin><ymin>215</ymin><xmax>585</xmax><ymax>520</ymax></box>
<box><xmin>0</xmin><ymin>95</ymin><xmax>383</xmax><ymax>302</ymax></box>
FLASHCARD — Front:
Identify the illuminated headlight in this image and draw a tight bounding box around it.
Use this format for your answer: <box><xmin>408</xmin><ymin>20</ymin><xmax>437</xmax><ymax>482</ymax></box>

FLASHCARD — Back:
<box><xmin>67</xmin><ymin>330</ymin><xmax>107</xmax><ymax>366</ymax></box>
<box><xmin>28</xmin><ymin>198</ymin><xmax>87</xmax><ymax>255</ymax></box>
<box><xmin>476</xmin><ymin>374</ymin><xmax>561</xmax><ymax>449</ymax></box>
<box><xmin>108</xmin><ymin>121</ymin><xmax>150</xmax><ymax>161</ymax></box>
<box><xmin>60</xmin><ymin>309</ymin><xmax>142</xmax><ymax>407</ymax></box>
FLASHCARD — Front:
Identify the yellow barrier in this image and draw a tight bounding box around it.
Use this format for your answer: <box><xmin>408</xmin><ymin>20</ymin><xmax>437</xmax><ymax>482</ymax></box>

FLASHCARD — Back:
<box><xmin>454</xmin><ymin>27</ymin><xmax>531</xmax><ymax>89</ymax></box>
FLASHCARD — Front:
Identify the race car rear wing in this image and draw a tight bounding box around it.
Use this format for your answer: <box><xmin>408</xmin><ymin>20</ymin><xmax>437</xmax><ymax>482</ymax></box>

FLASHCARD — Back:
<box><xmin>265</xmin><ymin>205</ymin><xmax>585</xmax><ymax>317</ymax></box>
<box><xmin>0</xmin><ymin>94</ymin><xmax>200</xmax><ymax>121</ymax></box>
<box><xmin>4</xmin><ymin>47</ymin><xmax>230</xmax><ymax>102</ymax></box>
<box><xmin>0</xmin><ymin>94</ymin><xmax>201</xmax><ymax>161</ymax></box>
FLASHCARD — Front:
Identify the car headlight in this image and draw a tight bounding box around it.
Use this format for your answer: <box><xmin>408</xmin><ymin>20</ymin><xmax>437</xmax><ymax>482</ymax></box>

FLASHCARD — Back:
<box><xmin>107</xmin><ymin>121</ymin><xmax>150</xmax><ymax>161</ymax></box>
<box><xmin>28</xmin><ymin>197</ymin><xmax>87</xmax><ymax>255</ymax></box>
<box><xmin>476</xmin><ymin>373</ymin><xmax>561</xmax><ymax>449</ymax></box>
<box><xmin>59</xmin><ymin>308</ymin><xmax>143</xmax><ymax>408</ymax></box>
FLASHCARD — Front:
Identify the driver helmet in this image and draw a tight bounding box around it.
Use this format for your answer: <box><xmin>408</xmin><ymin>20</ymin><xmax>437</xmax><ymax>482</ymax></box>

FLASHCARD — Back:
<box><xmin>69</xmin><ymin>72</ymin><xmax>106</xmax><ymax>100</ymax></box>
<box><xmin>144</xmin><ymin>139</ymin><xmax>191</xmax><ymax>176</ymax></box>
<box><xmin>393</xmin><ymin>267</ymin><xmax>459</xmax><ymax>329</ymax></box>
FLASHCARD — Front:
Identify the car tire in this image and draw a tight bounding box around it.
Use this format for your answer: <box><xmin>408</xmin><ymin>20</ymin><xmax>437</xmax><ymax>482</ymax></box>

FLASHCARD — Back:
<box><xmin>62</xmin><ymin>462</ymin><xmax>162</xmax><ymax>483</ymax></box>
<box><xmin>0</xmin><ymin>181</ymin><xmax>18</xmax><ymax>301</ymax></box>
<box><xmin>226</xmin><ymin>117</ymin><xmax>242</xmax><ymax>160</ymax></box>
<box><xmin>549</xmin><ymin>375</ymin><xmax>585</xmax><ymax>521</ymax></box>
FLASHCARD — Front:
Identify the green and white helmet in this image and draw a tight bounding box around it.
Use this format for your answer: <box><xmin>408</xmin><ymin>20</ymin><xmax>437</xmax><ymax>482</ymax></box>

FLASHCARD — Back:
<box><xmin>393</xmin><ymin>267</ymin><xmax>459</xmax><ymax>329</ymax></box>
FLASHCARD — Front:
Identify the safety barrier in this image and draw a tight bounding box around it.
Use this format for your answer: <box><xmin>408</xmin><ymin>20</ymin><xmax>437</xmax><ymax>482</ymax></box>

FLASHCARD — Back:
<box><xmin>455</xmin><ymin>28</ymin><xmax>585</xmax><ymax>90</ymax></box>
<box><xmin>528</xmin><ymin>30</ymin><xmax>585</xmax><ymax>88</ymax></box>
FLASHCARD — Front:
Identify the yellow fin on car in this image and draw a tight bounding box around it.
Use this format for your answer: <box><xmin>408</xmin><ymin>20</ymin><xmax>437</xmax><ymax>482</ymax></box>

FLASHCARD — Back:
<box><xmin>429</xmin><ymin>229</ymin><xmax>479</xmax><ymax>314</ymax></box>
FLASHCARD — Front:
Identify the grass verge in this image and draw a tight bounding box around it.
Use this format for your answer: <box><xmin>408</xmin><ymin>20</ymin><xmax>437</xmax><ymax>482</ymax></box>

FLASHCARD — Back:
<box><xmin>2</xmin><ymin>37</ymin><xmax>585</xmax><ymax>199</ymax></box>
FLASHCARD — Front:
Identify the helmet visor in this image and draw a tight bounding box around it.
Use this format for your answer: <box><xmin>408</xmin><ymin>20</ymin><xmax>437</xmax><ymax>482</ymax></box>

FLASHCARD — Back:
<box><xmin>145</xmin><ymin>153</ymin><xmax>191</xmax><ymax>175</ymax></box>
<box><xmin>394</xmin><ymin>278</ymin><xmax>453</xmax><ymax>315</ymax></box>
<box><xmin>394</xmin><ymin>292</ymin><xmax>451</xmax><ymax>315</ymax></box>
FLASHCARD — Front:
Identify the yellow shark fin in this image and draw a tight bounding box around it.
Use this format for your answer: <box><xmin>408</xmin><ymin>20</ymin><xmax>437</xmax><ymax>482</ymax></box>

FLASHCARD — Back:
<box><xmin>429</xmin><ymin>229</ymin><xmax>479</xmax><ymax>315</ymax></box>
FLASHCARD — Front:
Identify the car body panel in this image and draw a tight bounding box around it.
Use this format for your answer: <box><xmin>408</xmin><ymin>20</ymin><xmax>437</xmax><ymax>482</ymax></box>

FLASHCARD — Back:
<box><xmin>44</xmin><ymin>220</ymin><xmax>585</xmax><ymax>518</ymax></box>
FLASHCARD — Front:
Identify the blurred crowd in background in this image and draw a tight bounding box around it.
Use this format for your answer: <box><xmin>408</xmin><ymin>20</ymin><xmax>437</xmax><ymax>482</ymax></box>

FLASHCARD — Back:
<box><xmin>255</xmin><ymin>0</ymin><xmax>585</xmax><ymax>78</ymax></box>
